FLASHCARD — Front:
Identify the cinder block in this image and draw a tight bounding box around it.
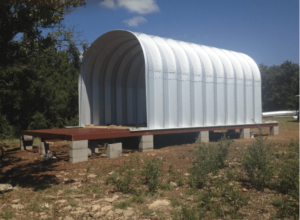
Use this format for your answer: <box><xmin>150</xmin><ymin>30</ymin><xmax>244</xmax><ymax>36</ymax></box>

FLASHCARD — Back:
<box><xmin>240</xmin><ymin>128</ymin><xmax>250</xmax><ymax>139</ymax></box>
<box><xmin>106</xmin><ymin>143</ymin><xmax>122</xmax><ymax>159</ymax></box>
<box><xmin>140</xmin><ymin>135</ymin><xmax>153</xmax><ymax>143</ymax></box>
<box><xmin>197</xmin><ymin>131</ymin><xmax>209</xmax><ymax>143</ymax></box>
<box><xmin>69</xmin><ymin>140</ymin><xmax>88</xmax><ymax>150</ymax></box>
<box><xmin>39</xmin><ymin>142</ymin><xmax>49</xmax><ymax>155</ymax></box>
<box><xmin>139</xmin><ymin>142</ymin><xmax>154</xmax><ymax>152</ymax></box>
<box><xmin>139</xmin><ymin>135</ymin><xmax>154</xmax><ymax>152</ymax></box>
<box><xmin>70</xmin><ymin>149</ymin><xmax>88</xmax><ymax>158</ymax></box>
<box><xmin>70</xmin><ymin>156</ymin><xmax>88</xmax><ymax>163</ymax></box>
<box><xmin>20</xmin><ymin>135</ymin><xmax>34</xmax><ymax>150</ymax></box>
<box><xmin>270</xmin><ymin>126</ymin><xmax>279</xmax><ymax>135</ymax></box>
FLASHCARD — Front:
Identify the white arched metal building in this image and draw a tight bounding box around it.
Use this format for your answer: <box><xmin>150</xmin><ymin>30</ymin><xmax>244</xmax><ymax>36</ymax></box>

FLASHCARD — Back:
<box><xmin>79</xmin><ymin>30</ymin><xmax>262</xmax><ymax>129</ymax></box>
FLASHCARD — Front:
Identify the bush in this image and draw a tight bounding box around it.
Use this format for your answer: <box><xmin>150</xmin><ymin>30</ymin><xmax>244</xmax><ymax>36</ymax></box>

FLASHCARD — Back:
<box><xmin>142</xmin><ymin>158</ymin><xmax>162</xmax><ymax>192</ymax></box>
<box><xmin>278</xmin><ymin>139</ymin><xmax>299</xmax><ymax>197</ymax></box>
<box><xmin>106</xmin><ymin>153</ymin><xmax>142</xmax><ymax>194</ymax></box>
<box><xmin>106</xmin><ymin>154</ymin><xmax>163</xmax><ymax>194</ymax></box>
<box><xmin>275</xmin><ymin>139</ymin><xmax>299</xmax><ymax>218</ymax></box>
<box><xmin>241</xmin><ymin>134</ymin><xmax>275</xmax><ymax>191</ymax></box>
<box><xmin>189</xmin><ymin>136</ymin><xmax>233</xmax><ymax>188</ymax></box>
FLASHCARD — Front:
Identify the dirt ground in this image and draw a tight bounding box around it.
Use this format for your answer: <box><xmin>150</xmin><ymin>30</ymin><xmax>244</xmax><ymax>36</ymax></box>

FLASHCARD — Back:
<box><xmin>0</xmin><ymin>117</ymin><xmax>298</xmax><ymax>220</ymax></box>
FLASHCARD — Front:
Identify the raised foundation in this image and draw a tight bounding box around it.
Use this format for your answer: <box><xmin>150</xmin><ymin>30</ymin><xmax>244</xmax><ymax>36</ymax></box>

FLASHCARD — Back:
<box><xmin>139</xmin><ymin>135</ymin><xmax>154</xmax><ymax>152</ymax></box>
<box><xmin>270</xmin><ymin>126</ymin><xmax>279</xmax><ymax>135</ymax></box>
<box><xmin>197</xmin><ymin>131</ymin><xmax>209</xmax><ymax>143</ymax></box>
<box><xmin>38</xmin><ymin>142</ymin><xmax>49</xmax><ymax>155</ymax></box>
<box><xmin>88</xmin><ymin>141</ymin><xmax>99</xmax><ymax>155</ymax></box>
<box><xmin>106</xmin><ymin>143</ymin><xmax>122</xmax><ymax>158</ymax></box>
<box><xmin>20</xmin><ymin>135</ymin><xmax>34</xmax><ymax>150</ymax></box>
<box><xmin>240</xmin><ymin>128</ymin><xmax>250</xmax><ymax>139</ymax></box>
<box><xmin>69</xmin><ymin>140</ymin><xmax>88</xmax><ymax>163</ymax></box>
<box><xmin>227</xmin><ymin>129</ymin><xmax>236</xmax><ymax>134</ymax></box>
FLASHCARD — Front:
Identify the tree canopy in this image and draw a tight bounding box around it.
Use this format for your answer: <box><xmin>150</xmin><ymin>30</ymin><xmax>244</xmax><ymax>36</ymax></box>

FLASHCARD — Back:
<box><xmin>260</xmin><ymin>61</ymin><xmax>299</xmax><ymax>112</ymax></box>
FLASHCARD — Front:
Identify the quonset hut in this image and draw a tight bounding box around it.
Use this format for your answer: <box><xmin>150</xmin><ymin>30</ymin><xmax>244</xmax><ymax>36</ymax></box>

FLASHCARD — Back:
<box><xmin>79</xmin><ymin>30</ymin><xmax>262</xmax><ymax>129</ymax></box>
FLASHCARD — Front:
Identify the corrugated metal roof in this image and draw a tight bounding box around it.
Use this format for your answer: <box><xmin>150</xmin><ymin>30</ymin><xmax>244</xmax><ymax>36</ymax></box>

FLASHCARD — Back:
<box><xmin>79</xmin><ymin>30</ymin><xmax>262</xmax><ymax>129</ymax></box>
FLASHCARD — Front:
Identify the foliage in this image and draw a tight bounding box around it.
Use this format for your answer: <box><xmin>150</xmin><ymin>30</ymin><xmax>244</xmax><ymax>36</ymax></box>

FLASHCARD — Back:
<box><xmin>275</xmin><ymin>139</ymin><xmax>299</xmax><ymax>218</ymax></box>
<box><xmin>106</xmin><ymin>153</ymin><xmax>142</xmax><ymax>194</ymax></box>
<box><xmin>260</xmin><ymin>61</ymin><xmax>299</xmax><ymax>111</ymax></box>
<box><xmin>0</xmin><ymin>0</ymin><xmax>86</xmax><ymax>68</ymax></box>
<box><xmin>106</xmin><ymin>153</ymin><xmax>164</xmax><ymax>194</ymax></box>
<box><xmin>241</xmin><ymin>132</ymin><xmax>275</xmax><ymax>191</ymax></box>
<box><xmin>114</xmin><ymin>201</ymin><xmax>131</xmax><ymax>209</ymax></box>
<box><xmin>189</xmin><ymin>136</ymin><xmax>233</xmax><ymax>188</ymax></box>
<box><xmin>174</xmin><ymin>178</ymin><xmax>249</xmax><ymax>219</ymax></box>
<box><xmin>0</xmin><ymin>0</ymin><xmax>87</xmax><ymax>137</ymax></box>
<box><xmin>0</xmin><ymin>209</ymin><xmax>14</xmax><ymax>220</ymax></box>
<box><xmin>167</xmin><ymin>164</ymin><xmax>184</xmax><ymax>187</ymax></box>
<box><xmin>142</xmin><ymin>158</ymin><xmax>162</xmax><ymax>192</ymax></box>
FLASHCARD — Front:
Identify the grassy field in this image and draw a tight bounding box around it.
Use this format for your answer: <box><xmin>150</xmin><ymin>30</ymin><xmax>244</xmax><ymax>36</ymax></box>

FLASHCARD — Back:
<box><xmin>0</xmin><ymin>117</ymin><xmax>298</xmax><ymax>220</ymax></box>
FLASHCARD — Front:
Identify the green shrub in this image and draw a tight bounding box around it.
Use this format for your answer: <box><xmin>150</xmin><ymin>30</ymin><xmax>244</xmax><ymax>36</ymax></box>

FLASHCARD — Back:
<box><xmin>114</xmin><ymin>201</ymin><xmax>131</xmax><ymax>209</ymax></box>
<box><xmin>272</xmin><ymin>197</ymin><xmax>284</xmax><ymax>207</ymax></box>
<box><xmin>173</xmin><ymin>205</ymin><xmax>205</xmax><ymax>220</ymax></box>
<box><xmin>278</xmin><ymin>139</ymin><xmax>299</xmax><ymax>198</ymax></box>
<box><xmin>142</xmin><ymin>158</ymin><xmax>162</xmax><ymax>192</ymax></box>
<box><xmin>275</xmin><ymin>139</ymin><xmax>299</xmax><ymax>219</ymax></box>
<box><xmin>189</xmin><ymin>136</ymin><xmax>233</xmax><ymax>188</ymax></box>
<box><xmin>130</xmin><ymin>195</ymin><xmax>145</xmax><ymax>204</ymax></box>
<box><xmin>216</xmin><ymin>135</ymin><xmax>233</xmax><ymax>167</ymax></box>
<box><xmin>106</xmin><ymin>153</ymin><xmax>142</xmax><ymax>194</ymax></box>
<box><xmin>167</xmin><ymin>164</ymin><xmax>184</xmax><ymax>187</ymax></box>
<box><xmin>0</xmin><ymin>209</ymin><xmax>14</xmax><ymax>219</ymax></box>
<box><xmin>241</xmin><ymin>134</ymin><xmax>275</xmax><ymax>191</ymax></box>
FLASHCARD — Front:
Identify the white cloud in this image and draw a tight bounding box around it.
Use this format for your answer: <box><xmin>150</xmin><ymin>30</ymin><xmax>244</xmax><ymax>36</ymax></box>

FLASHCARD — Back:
<box><xmin>123</xmin><ymin>16</ymin><xmax>147</xmax><ymax>27</ymax></box>
<box><xmin>100</xmin><ymin>0</ymin><xmax>159</xmax><ymax>14</ymax></box>
<box><xmin>117</xmin><ymin>0</ymin><xmax>159</xmax><ymax>14</ymax></box>
<box><xmin>99</xmin><ymin>0</ymin><xmax>115</xmax><ymax>8</ymax></box>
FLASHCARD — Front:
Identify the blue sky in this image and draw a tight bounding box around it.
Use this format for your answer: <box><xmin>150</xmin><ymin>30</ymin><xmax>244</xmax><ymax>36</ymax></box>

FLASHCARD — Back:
<box><xmin>64</xmin><ymin>0</ymin><xmax>299</xmax><ymax>66</ymax></box>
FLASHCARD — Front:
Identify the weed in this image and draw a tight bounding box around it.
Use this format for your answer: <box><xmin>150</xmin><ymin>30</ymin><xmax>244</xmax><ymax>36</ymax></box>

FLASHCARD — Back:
<box><xmin>277</xmin><ymin>139</ymin><xmax>299</xmax><ymax>197</ymax></box>
<box><xmin>159</xmin><ymin>183</ymin><xmax>173</xmax><ymax>191</ymax></box>
<box><xmin>142</xmin><ymin>158</ymin><xmax>162</xmax><ymax>192</ymax></box>
<box><xmin>106</xmin><ymin>153</ymin><xmax>142</xmax><ymax>194</ymax></box>
<box><xmin>86</xmin><ymin>165</ymin><xmax>92</xmax><ymax>172</ymax></box>
<box><xmin>114</xmin><ymin>201</ymin><xmax>131</xmax><ymax>209</ymax></box>
<box><xmin>130</xmin><ymin>195</ymin><xmax>145</xmax><ymax>204</ymax></box>
<box><xmin>167</xmin><ymin>164</ymin><xmax>184</xmax><ymax>187</ymax></box>
<box><xmin>275</xmin><ymin>139</ymin><xmax>299</xmax><ymax>218</ymax></box>
<box><xmin>188</xmin><ymin>141</ymin><xmax>220</xmax><ymax>188</ymax></box>
<box><xmin>216</xmin><ymin>134</ymin><xmax>233</xmax><ymax>167</ymax></box>
<box><xmin>141</xmin><ymin>210</ymin><xmax>153</xmax><ymax>216</ymax></box>
<box><xmin>173</xmin><ymin>205</ymin><xmax>205</xmax><ymax>220</ymax></box>
<box><xmin>170</xmin><ymin>199</ymin><xmax>181</xmax><ymax>207</ymax></box>
<box><xmin>272</xmin><ymin>197</ymin><xmax>284</xmax><ymax>207</ymax></box>
<box><xmin>69</xmin><ymin>201</ymin><xmax>78</xmax><ymax>207</ymax></box>
<box><xmin>0</xmin><ymin>209</ymin><xmax>14</xmax><ymax>219</ymax></box>
<box><xmin>241</xmin><ymin>130</ymin><xmax>275</xmax><ymax>191</ymax></box>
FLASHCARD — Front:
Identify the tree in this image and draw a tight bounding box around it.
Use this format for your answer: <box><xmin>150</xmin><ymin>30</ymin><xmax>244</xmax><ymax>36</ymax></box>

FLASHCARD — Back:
<box><xmin>260</xmin><ymin>61</ymin><xmax>299</xmax><ymax>112</ymax></box>
<box><xmin>0</xmin><ymin>0</ymin><xmax>85</xmax><ymax>68</ymax></box>
<box><xmin>0</xmin><ymin>0</ymin><xmax>87</xmax><ymax>138</ymax></box>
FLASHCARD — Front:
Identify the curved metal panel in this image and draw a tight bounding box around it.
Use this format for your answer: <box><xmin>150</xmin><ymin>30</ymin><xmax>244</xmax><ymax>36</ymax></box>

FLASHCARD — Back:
<box><xmin>79</xmin><ymin>30</ymin><xmax>262</xmax><ymax>130</ymax></box>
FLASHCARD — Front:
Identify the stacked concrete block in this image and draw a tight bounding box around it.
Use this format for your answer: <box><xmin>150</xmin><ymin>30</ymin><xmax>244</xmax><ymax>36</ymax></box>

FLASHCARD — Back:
<box><xmin>240</xmin><ymin>128</ymin><xmax>250</xmax><ymax>139</ymax></box>
<box><xmin>197</xmin><ymin>131</ymin><xmax>209</xmax><ymax>143</ymax></box>
<box><xmin>106</xmin><ymin>143</ymin><xmax>122</xmax><ymax>158</ymax></box>
<box><xmin>38</xmin><ymin>142</ymin><xmax>49</xmax><ymax>155</ymax></box>
<box><xmin>69</xmin><ymin>140</ymin><xmax>88</xmax><ymax>163</ymax></box>
<box><xmin>88</xmin><ymin>141</ymin><xmax>99</xmax><ymax>155</ymax></box>
<box><xmin>20</xmin><ymin>135</ymin><xmax>34</xmax><ymax>150</ymax></box>
<box><xmin>270</xmin><ymin>126</ymin><xmax>279</xmax><ymax>135</ymax></box>
<box><xmin>139</xmin><ymin>135</ymin><xmax>154</xmax><ymax>152</ymax></box>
